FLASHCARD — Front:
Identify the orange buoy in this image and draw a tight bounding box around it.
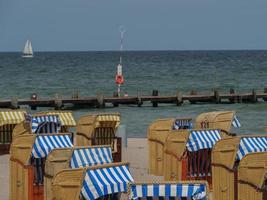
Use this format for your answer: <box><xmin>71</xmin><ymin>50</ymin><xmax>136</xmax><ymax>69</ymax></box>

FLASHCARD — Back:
<box><xmin>115</xmin><ymin>63</ymin><xmax>124</xmax><ymax>84</ymax></box>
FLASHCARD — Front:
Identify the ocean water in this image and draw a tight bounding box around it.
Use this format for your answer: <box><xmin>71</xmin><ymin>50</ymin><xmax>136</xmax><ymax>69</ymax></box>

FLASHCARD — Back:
<box><xmin>0</xmin><ymin>50</ymin><xmax>267</xmax><ymax>137</ymax></box>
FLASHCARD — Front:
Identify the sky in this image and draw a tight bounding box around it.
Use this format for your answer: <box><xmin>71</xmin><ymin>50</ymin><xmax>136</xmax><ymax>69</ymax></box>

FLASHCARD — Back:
<box><xmin>1</xmin><ymin>0</ymin><xmax>267</xmax><ymax>52</ymax></box>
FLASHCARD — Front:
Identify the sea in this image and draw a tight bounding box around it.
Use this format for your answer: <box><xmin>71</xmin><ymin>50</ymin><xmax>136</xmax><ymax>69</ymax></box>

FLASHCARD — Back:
<box><xmin>0</xmin><ymin>50</ymin><xmax>267</xmax><ymax>137</ymax></box>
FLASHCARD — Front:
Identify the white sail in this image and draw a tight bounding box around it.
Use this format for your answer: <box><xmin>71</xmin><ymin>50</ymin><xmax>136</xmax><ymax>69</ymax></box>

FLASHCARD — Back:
<box><xmin>22</xmin><ymin>40</ymin><xmax>33</xmax><ymax>57</ymax></box>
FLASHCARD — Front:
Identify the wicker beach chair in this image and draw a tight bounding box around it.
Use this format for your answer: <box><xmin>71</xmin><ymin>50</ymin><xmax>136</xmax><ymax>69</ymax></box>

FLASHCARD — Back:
<box><xmin>212</xmin><ymin>135</ymin><xmax>267</xmax><ymax>200</ymax></box>
<box><xmin>44</xmin><ymin>145</ymin><xmax>114</xmax><ymax>200</ymax></box>
<box><xmin>0</xmin><ymin>109</ymin><xmax>26</xmax><ymax>154</ymax></box>
<box><xmin>9</xmin><ymin>132</ymin><xmax>73</xmax><ymax>200</ymax></box>
<box><xmin>76</xmin><ymin>113</ymin><xmax>122</xmax><ymax>162</ymax></box>
<box><xmin>51</xmin><ymin>162</ymin><xmax>134</xmax><ymax>200</ymax></box>
<box><xmin>148</xmin><ymin>118</ymin><xmax>193</xmax><ymax>176</ymax></box>
<box><xmin>163</xmin><ymin>129</ymin><xmax>233</xmax><ymax>187</ymax></box>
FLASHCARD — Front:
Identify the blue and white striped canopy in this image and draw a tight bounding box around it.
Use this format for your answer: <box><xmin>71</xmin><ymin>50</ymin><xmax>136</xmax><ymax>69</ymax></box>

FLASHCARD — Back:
<box><xmin>129</xmin><ymin>183</ymin><xmax>207</xmax><ymax>200</ymax></box>
<box><xmin>186</xmin><ymin>129</ymin><xmax>221</xmax><ymax>152</ymax></box>
<box><xmin>31</xmin><ymin>115</ymin><xmax>61</xmax><ymax>133</ymax></box>
<box><xmin>236</xmin><ymin>137</ymin><xmax>267</xmax><ymax>161</ymax></box>
<box><xmin>232</xmin><ymin>115</ymin><xmax>241</xmax><ymax>128</ymax></box>
<box><xmin>81</xmin><ymin>165</ymin><xmax>134</xmax><ymax>200</ymax></box>
<box><xmin>71</xmin><ymin>146</ymin><xmax>113</xmax><ymax>168</ymax></box>
<box><xmin>173</xmin><ymin>119</ymin><xmax>193</xmax><ymax>130</ymax></box>
<box><xmin>31</xmin><ymin>134</ymin><xmax>73</xmax><ymax>158</ymax></box>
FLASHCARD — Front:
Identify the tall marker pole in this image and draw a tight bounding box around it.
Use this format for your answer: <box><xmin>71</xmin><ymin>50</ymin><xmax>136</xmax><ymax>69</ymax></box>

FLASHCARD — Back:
<box><xmin>116</xmin><ymin>27</ymin><xmax>125</xmax><ymax>97</ymax></box>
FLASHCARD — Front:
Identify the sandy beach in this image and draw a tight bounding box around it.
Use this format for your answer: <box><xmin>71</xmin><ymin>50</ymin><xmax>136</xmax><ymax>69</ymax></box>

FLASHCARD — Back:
<box><xmin>0</xmin><ymin>138</ymin><xmax>163</xmax><ymax>200</ymax></box>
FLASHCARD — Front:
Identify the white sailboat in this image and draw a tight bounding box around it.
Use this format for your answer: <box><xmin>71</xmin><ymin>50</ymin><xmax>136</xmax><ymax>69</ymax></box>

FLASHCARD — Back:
<box><xmin>22</xmin><ymin>40</ymin><xmax>33</xmax><ymax>58</ymax></box>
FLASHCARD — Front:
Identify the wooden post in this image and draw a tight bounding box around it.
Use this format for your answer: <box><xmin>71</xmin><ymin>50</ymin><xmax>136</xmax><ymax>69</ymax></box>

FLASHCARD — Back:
<box><xmin>176</xmin><ymin>90</ymin><xmax>183</xmax><ymax>106</ymax></box>
<box><xmin>263</xmin><ymin>88</ymin><xmax>267</xmax><ymax>101</ymax></box>
<box><xmin>229</xmin><ymin>89</ymin><xmax>236</xmax><ymax>103</ymax></box>
<box><xmin>113</xmin><ymin>92</ymin><xmax>119</xmax><ymax>107</ymax></box>
<box><xmin>152</xmin><ymin>90</ymin><xmax>158</xmax><ymax>107</ymax></box>
<box><xmin>30</xmin><ymin>93</ymin><xmax>37</xmax><ymax>110</ymax></box>
<box><xmin>54</xmin><ymin>94</ymin><xmax>63</xmax><ymax>110</ymax></box>
<box><xmin>189</xmin><ymin>90</ymin><xmax>197</xmax><ymax>104</ymax></box>
<box><xmin>10</xmin><ymin>97</ymin><xmax>19</xmax><ymax>109</ymax></box>
<box><xmin>96</xmin><ymin>92</ymin><xmax>105</xmax><ymax>108</ymax></box>
<box><xmin>251</xmin><ymin>89</ymin><xmax>257</xmax><ymax>103</ymax></box>
<box><xmin>214</xmin><ymin>90</ymin><xmax>220</xmax><ymax>103</ymax></box>
<box><xmin>137</xmin><ymin>92</ymin><xmax>142</xmax><ymax>107</ymax></box>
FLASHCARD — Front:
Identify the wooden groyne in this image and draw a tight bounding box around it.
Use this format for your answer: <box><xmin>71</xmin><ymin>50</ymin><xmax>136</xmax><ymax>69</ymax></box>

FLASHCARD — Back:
<box><xmin>1</xmin><ymin>89</ymin><xmax>267</xmax><ymax>110</ymax></box>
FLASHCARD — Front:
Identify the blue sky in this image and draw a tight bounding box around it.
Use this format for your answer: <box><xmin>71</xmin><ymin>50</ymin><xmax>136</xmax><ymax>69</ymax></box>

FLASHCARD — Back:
<box><xmin>1</xmin><ymin>0</ymin><xmax>267</xmax><ymax>51</ymax></box>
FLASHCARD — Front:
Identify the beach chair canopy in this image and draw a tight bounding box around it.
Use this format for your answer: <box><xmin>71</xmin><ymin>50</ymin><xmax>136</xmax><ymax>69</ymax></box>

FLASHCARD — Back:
<box><xmin>10</xmin><ymin>133</ymin><xmax>73</xmax><ymax>165</ymax></box>
<box><xmin>37</xmin><ymin>111</ymin><xmax>76</xmax><ymax>127</ymax></box>
<box><xmin>195</xmin><ymin>111</ymin><xmax>240</xmax><ymax>132</ymax></box>
<box><xmin>212</xmin><ymin>135</ymin><xmax>267</xmax><ymax>170</ymax></box>
<box><xmin>32</xmin><ymin>134</ymin><xmax>73</xmax><ymax>158</ymax></box>
<box><xmin>236</xmin><ymin>136</ymin><xmax>267</xmax><ymax>160</ymax></box>
<box><xmin>129</xmin><ymin>182</ymin><xmax>208</xmax><ymax>200</ymax></box>
<box><xmin>94</xmin><ymin>114</ymin><xmax>120</xmax><ymax>128</ymax></box>
<box><xmin>30</xmin><ymin>114</ymin><xmax>61</xmax><ymax>133</ymax></box>
<box><xmin>51</xmin><ymin>162</ymin><xmax>134</xmax><ymax>200</ymax></box>
<box><xmin>232</xmin><ymin>115</ymin><xmax>241</xmax><ymax>128</ymax></box>
<box><xmin>173</xmin><ymin>118</ymin><xmax>193</xmax><ymax>130</ymax></box>
<box><xmin>186</xmin><ymin>129</ymin><xmax>221</xmax><ymax>152</ymax></box>
<box><xmin>81</xmin><ymin>163</ymin><xmax>134</xmax><ymax>200</ymax></box>
<box><xmin>70</xmin><ymin>146</ymin><xmax>113</xmax><ymax>168</ymax></box>
<box><xmin>0</xmin><ymin>110</ymin><xmax>26</xmax><ymax>126</ymax></box>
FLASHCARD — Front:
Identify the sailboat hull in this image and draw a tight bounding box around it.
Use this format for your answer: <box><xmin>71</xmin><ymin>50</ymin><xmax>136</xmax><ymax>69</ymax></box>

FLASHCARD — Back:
<box><xmin>22</xmin><ymin>54</ymin><xmax>33</xmax><ymax>58</ymax></box>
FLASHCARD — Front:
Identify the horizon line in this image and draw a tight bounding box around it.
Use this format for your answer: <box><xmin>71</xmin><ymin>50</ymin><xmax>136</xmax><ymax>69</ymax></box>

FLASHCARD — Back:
<box><xmin>1</xmin><ymin>49</ymin><xmax>267</xmax><ymax>53</ymax></box>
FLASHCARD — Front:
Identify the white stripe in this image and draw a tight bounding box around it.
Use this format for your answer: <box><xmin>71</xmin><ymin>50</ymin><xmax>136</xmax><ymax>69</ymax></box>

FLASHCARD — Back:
<box><xmin>181</xmin><ymin>185</ymin><xmax>188</xmax><ymax>197</ymax></box>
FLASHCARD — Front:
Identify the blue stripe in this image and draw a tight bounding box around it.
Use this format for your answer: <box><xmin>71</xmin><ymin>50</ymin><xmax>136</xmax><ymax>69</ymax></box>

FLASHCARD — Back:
<box><xmin>88</xmin><ymin>170</ymin><xmax>104</xmax><ymax>197</ymax></box>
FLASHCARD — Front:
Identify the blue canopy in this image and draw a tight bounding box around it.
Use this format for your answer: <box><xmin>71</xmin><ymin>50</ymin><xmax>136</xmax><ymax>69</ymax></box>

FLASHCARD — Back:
<box><xmin>71</xmin><ymin>146</ymin><xmax>113</xmax><ymax>168</ymax></box>
<box><xmin>31</xmin><ymin>134</ymin><xmax>73</xmax><ymax>158</ymax></box>
<box><xmin>81</xmin><ymin>164</ymin><xmax>134</xmax><ymax>200</ymax></box>
<box><xmin>186</xmin><ymin>129</ymin><xmax>221</xmax><ymax>152</ymax></box>
<box><xmin>30</xmin><ymin>115</ymin><xmax>61</xmax><ymax>133</ymax></box>
<box><xmin>129</xmin><ymin>183</ymin><xmax>207</xmax><ymax>200</ymax></box>
<box><xmin>232</xmin><ymin>115</ymin><xmax>241</xmax><ymax>128</ymax></box>
<box><xmin>173</xmin><ymin>119</ymin><xmax>193</xmax><ymax>130</ymax></box>
<box><xmin>236</xmin><ymin>137</ymin><xmax>267</xmax><ymax>161</ymax></box>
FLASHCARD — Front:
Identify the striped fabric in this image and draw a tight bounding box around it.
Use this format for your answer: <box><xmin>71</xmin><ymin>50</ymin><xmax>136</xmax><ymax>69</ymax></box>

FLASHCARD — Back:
<box><xmin>31</xmin><ymin>134</ymin><xmax>73</xmax><ymax>158</ymax></box>
<box><xmin>95</xmin><ymin>114</ymin><xmax>120</xmax><ymax>128</ymax></box>
<box><xmin>81</xmin><ymin>165</ymin><xmax>134</xmax><ymax>200</ymax></box>
<box><xmin>129</xmin><ymin>183</ymin><xmax>207</xmax><ymax>200</ymax></box>
<box><xmin>0</xmin><ymin>110</ymin><xmax>26</xmax><ymax>126</ymax></box>
<box><xmin>71</xmin><ymin>146</ymin><xmax>113</xmax><ymax>168</ymax></box>
<box><xmin>42</xmin><ymin>111</ymin><xmax>76</xmax><ymax>127</ymax></box>
<box><xmin>173</xmin><ymin>119</ymin><xmax>193</xmax><ymax>130</ymax></box>
<box><xmin>186</xmin><ymin>130</ymin><xmax>221</xmax><ymax>152</ymax></box>
<box><xmin>232</xmin><ymin>115</ymin><xmax>241</xmax><ymax>128</ymax></box>
<box><xmin>236</xmin><ymin>137</ymin><xmax>267</xmax><ymax>160</ymax></box>
<box><xmin>31</xmin><ymin>115</ymin><xmax>61</xmax><ymax>133</ymax></box>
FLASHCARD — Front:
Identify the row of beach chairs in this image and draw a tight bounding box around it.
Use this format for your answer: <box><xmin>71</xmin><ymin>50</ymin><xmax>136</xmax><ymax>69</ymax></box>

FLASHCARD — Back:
<box><xmin>148</xmin><ymin>110</ymin><xmax>267</xmax><ymax>200</ymax></box>
<box><xmin>4</xmin><ymin>109</ymin><xmax>210</xmax><ymax>200</ymax></box>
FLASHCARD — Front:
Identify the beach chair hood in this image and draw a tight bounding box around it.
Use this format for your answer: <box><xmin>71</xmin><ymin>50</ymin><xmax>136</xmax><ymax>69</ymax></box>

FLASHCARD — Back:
<box><xmin>51</xmin><ymin>162</ymin><xmax>133</xmax><ymax>200</ymax></box>
<box><xmin>0</xmin><ymin>110</ymin><xmax>26</xmax><ymax>126</ymax></box>
<box><xmin>195</xmin><ymin>111</ymin><xmax>240</xmax><ymax>132</ymax></box>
